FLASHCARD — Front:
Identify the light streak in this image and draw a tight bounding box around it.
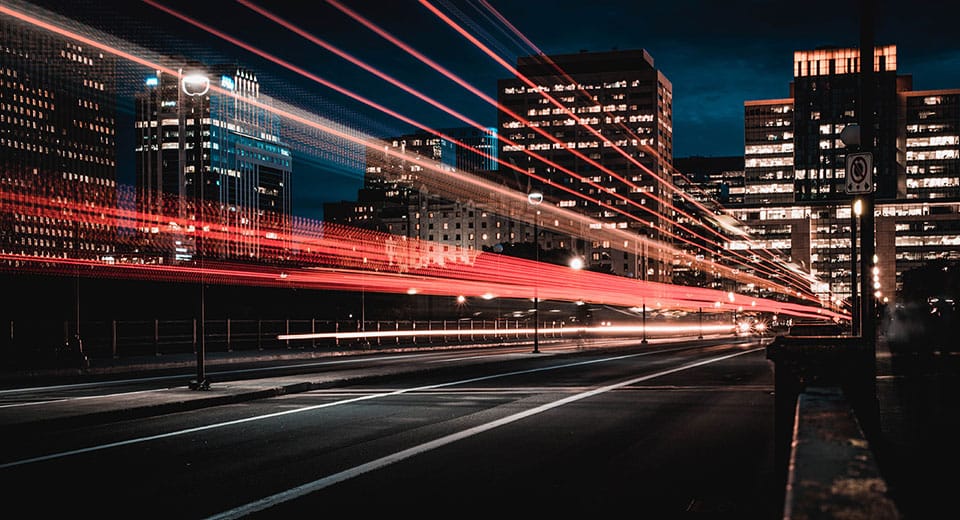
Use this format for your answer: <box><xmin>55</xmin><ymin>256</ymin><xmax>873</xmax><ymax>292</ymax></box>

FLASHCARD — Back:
<box><xmin>278</xmin><ymin>324</ymin><xmax>737</xmax><ymax>341</ymax></box>
<box><xmin>0</xmin><ymin>2</ymin><xmax>845</xmax><ymax>317</ymax></box>
<box><xmin>323</xmin><ymin>0</ymin><xmax>824</xmax><ymax>304</ymax></box>
<box><xmin>426</xmin><ymin>0</ymin><xmax>826</xmax><ymax>301</ymax></box>
<box><xmin>143</xmin><ymin>1</ymin><xmax>823</xmax><ymax>305</ymax></box>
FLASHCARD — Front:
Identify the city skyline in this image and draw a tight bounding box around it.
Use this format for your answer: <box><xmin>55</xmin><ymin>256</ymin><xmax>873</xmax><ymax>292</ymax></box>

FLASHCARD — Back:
<box><xmin>2</xmin><ymin>0</ymin><xmax>958</xmax><ymax>312</ymax></box>
<box><xmin>17</xmin><ymin>0</ymin><xmax>960</xmax><ymax>221</ymax></box>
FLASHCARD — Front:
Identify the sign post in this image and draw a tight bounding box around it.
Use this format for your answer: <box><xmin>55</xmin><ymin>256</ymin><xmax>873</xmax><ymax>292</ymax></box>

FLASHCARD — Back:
<box><xmin>845</xmin><ymin>152</ymin><xmax>873</xmax><ymax>195</ymax></box>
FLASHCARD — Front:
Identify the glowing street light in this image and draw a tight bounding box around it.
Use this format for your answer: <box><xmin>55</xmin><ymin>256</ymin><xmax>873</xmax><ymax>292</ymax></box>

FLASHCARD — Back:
<box><xmin>181</xmin><ymin>73</ymin><xmax>210</xmax><ymax>96</ymax></box>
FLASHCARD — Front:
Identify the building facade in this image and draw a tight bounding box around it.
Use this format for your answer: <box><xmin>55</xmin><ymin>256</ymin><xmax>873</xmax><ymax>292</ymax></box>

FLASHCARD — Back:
<box><xmin>743</xmin><ymin>99</ymin><xmax>795</xmax><ymax>205</ymax></box>
<box><xmin>902</xmin><ymin>89</ymin><xmax>960</xmax><ymax>200</ymax></box>
<box><xmin>0</xmin><ymin>15</ymin><xmax>117</xmax><ymax>261</ymax></box>
<box><xmin>791</xmin><ymin>45</ymin><xmax>909</xmax><ymax>201</ymax></box>
<box><xmin>673</xmin><ymin>155</ymin><xmax>745</xmax><ymax>206</ymax></box>
<box><xmin>738</xmin><ymin>44</ymin><xmax>960</xmax><ymax>304</ymax></box>
<box><xmin>325</xmin><ymin>127</ymin><xmax>541</xmax><ymax>258</ymax></box>
<box><xmin>727</xmin><ymin>200</ymin><xmax>960</xmax><ymax>305</ymax></box>
<box><xmin>497</xmin><ymin>49</ymin><xmax>674</xmax><ymax>279</ymax></box>
<box><xmin>134</xmin><ymin>65</ymin><xmax>292</xmax><ymax>262</ymax></box>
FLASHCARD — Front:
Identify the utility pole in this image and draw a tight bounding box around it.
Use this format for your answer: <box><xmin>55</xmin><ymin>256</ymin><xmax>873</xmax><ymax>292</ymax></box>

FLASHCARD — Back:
<box><xmin>184</xmin><ymin>72</ymin><xmax>210</xmax><ymax>391</ymax></box>
<box><xmin>859</xmin><ymin>0</ymin><xmax>876</xmax><ymax>356</ymax></box>
<box><xmin>856</xmin><ymin>0</ymin><xmax>880</xmax><ymax>443</ymax></box>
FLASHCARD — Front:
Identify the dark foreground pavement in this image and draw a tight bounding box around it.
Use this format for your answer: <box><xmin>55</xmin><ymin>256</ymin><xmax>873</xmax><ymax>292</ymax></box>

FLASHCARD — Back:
<box><xmin>2</xmin><ymin>335</ymin><xmax>958</xmax><ymax>519</ymax></box>
<box><xmin>873</xmin><ymin>337</ymin><xmax>960</xmax><ymax>519</ymax></box>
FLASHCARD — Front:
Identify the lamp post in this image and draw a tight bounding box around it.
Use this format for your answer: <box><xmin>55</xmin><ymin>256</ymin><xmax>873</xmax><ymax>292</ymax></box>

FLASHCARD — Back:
<box><xmin>183</xmin><ymin>72</ymin><xmax>210</xmax><ymax>391</ymax></box>
<box><xmin>698</xmin><ymin>307</ymin><xmax>703</xmax><ymax>340</ymax></box>
<box><xmin>858</xmin><ymin>0</ymin><xmax>877</xmax><ymax>357</ymax></box>
<box><xmin>528</xmin><ymin>190</ymin><xmax>543</xmax><ymax>353</ymax></box>
<box><xmin>641</xmin><ymin>302</ymin><xmax>648</xmax><ymax>344</ymax></box>
<box><xmin>851</xmin><ymin>198</ymin><xmax>862</xmax><ymax>336</ymax></box>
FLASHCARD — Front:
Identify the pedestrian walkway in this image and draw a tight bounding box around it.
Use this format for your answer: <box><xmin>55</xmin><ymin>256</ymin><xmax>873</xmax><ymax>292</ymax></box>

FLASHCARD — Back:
<box><xmin>0</xmin><ymin>336</ymin><xmax>585</xmax><ymax>434</ymax></box>
<box><xmin>873</xmin><ymin>337</ymin><xmax>960</xmax><ymax>519</ymax></box>
<box><xmin>0</xmin><ymin>357</ymin><xmax>425</xmax><ymax>434</ymax></box>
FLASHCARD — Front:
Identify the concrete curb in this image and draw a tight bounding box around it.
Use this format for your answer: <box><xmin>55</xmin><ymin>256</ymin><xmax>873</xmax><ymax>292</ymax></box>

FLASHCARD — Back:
<box><xmin>784</xmin><ymin>386</ymin><xmax>900</xmax><ymax>519</ymax></box>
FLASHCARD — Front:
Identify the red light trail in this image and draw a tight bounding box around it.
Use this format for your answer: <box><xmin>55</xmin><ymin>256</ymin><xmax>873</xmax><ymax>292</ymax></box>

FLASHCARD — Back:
<box><xmin>321</xmin><ymin>0</ymin><xmax>824</xmax><ymax>302</ymax></box>
<box><xmin>0</xmin><ymin>1</ymin><xmax>848</xmax><ymax>323</ymax></box>
<box><xmin>140</xmin><ymin>0</ymin><xmax>827</xmax><ymax>307</ymax></box>
<box><xmin>146</xmin><ymin>0</ymin><xmax>804</xmax><ymax>304</ymax></box>
<box><xmin>0</xmin><ymin>180</ymin><xmax>845</xmax><ymax>323</ymax></box>
<box><xmin>472</xmin><ymin>0</ymin><xmax>806</xmax><ymax>290</ymax></box>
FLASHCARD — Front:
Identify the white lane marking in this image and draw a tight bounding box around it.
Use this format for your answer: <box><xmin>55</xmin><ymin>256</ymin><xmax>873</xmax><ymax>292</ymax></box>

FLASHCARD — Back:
<box><xmin>208</xmin><ymin>347</ymin><xmax>762</xmax><ymax>519</ymax></box>
<box><xmin>0</xmin><ymin>344</ymin><xmax>701</xmax><ymax>469</ymax></box>
<box><xmin>0</xmin><ymin>353</ymin><xmax>439</xmax><ymax>396</ymax></box>
<box><xmin>0</xmin><ymin>389</ymin><xmax>158</xmax><ymax>409</ymax></box>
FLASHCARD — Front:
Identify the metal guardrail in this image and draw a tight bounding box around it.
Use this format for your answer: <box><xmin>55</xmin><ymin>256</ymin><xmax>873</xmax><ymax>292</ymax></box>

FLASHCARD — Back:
<box><xmin>1</xmin><ymin>316</ymin><xmax>732</xmax><ymax>371</ymax></box>
<box><xmin>0</xmin><ymin>318</ymin><xmax>574</xmax><ymax>370</ymax></box>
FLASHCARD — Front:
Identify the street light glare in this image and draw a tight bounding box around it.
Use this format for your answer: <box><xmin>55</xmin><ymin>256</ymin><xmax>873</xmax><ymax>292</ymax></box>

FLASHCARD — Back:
<box><xmin>569</xmin><ymin>257</ymin><xmax>584</xmax><ymax>270</ymax></box>
<box><xmin>181</xmin><ymin>73</ymin><xmax>210</xmax><ymax>96</ymax></box>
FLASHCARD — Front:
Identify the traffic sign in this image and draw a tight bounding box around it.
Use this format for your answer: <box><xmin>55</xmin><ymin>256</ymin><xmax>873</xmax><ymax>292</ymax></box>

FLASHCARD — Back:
<box><xmin>845</xmin><ymin>152</ymin><xmax>873</xmax><ymax>194</ymax></box>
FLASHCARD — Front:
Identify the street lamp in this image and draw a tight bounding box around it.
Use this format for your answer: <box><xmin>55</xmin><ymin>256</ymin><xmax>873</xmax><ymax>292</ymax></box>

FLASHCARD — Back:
<box><xmin>569</xmin><ymin>256</ymin><xmax>584</xmax><ymax>271</ymax></box>
<box><xmin>851</xmin><ymin>198</ymin><xmax>862</xmax><ymax>336</ymax></box>
<box><xmin>184</xmin><ymin>71</ymin><xmax>210</xmax><ymax>391</ymax></box>
<box><xmin>698</xmin><ymin>307</ymin><xmax>703</xmax><ymax>340</ymax></box>
<box><xmin>528</xmin><ymin>190</ymin><xmax>543</xmax><ymax>353</ymax></box>
<box><xmin>641</xmin><ymin>302</ymin><xmax>648</xmax><ymax>344</ymax></box>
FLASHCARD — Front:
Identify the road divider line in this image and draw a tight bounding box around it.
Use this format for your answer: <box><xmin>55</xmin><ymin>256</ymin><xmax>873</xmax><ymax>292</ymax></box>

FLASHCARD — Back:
<box><xmin>0</xmin><ymin>343</ymin><xmax>740</xmax><ymax>470</ymax></box>
<box><xmin>207</xmin><ymin>347</ymin><xmax>762</xmax><ymax>519</ymax></box>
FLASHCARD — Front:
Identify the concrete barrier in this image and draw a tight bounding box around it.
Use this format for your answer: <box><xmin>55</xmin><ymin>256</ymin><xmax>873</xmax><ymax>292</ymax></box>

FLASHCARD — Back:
<box><xmin>784</xmin><ymin>386</ymin><xmax>900</xmax><ymax>519</ymax></box>
<box><xmin>766</xmin><ymin>334</ymin><xmax>892</xmax><ymax>517</ymax></box>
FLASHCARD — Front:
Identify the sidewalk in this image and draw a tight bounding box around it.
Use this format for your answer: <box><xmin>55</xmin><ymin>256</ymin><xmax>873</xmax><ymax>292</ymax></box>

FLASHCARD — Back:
<box><xmin>0</xmin><ymin>353</ymin><xmax>437</xmax><ymax>434</ymax></box>
<box><xmin>0</xmin><ymin>337</ymin><xmax>578</xmax><ymax>434</ymax></box>
<box><xmin>873</xmin><ymin>337</ymin><xmax>960</xmax><ymax>518</ymax></box>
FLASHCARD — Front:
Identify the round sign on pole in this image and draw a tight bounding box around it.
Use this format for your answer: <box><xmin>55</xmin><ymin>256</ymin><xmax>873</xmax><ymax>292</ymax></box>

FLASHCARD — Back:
<box><xmin>845</xmin><ymin>152</ymin><xmax>873</xmax><ymax>194</ymax></box>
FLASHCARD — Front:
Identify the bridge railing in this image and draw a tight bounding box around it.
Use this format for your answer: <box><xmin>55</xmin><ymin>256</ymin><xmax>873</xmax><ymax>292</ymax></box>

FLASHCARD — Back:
<box><xmin>767</xmin><ymin>333</ymin><xmax>901</xmax><ymax>519</ymax></box>
<box><xmin>1</xmin><ymin>317</ymin><xmax>581</xmax><ymax>370</ymax></box>
<box><xmin>2</xmin><ymin>314</ymin><xmax>735</xmax><ymax>371</ymax></box>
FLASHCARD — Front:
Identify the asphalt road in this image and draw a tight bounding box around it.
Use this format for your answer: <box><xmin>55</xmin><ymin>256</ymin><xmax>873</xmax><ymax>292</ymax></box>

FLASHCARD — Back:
<box><xmin>0</xmin><ymin>339</ymin><xmax>777</xmax><ymax>519</ymax></box>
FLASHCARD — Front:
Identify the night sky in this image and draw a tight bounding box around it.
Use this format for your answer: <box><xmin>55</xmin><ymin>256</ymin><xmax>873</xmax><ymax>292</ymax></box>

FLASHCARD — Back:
<box><xmin>18</xmin><ymin>0</ymin><xmax>960</xmax><ymax>220</ymax></box>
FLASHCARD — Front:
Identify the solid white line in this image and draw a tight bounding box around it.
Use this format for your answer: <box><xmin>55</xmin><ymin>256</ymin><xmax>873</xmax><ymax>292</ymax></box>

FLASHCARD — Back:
<box><xmin>207</xmin><ymin>347</ymin><xmax>762</xmax><ymax>519</ymax></box>
<box><xmin>0</xmin><ymin>353</ymin><xmax>437</xmax><ymax>396</ymax></box>
<box><xmin>0</xmin><ymin>345</ymin><xmax>694</xmax><ymax>470</ymax></box>
<box><xmin>0</xmin><ymin>389</ymin><xmax>157</xmax><ymax>409</ymax></box>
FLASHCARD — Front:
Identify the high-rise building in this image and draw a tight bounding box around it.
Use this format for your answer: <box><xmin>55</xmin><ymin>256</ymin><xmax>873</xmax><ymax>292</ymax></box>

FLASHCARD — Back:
<box><xmin>743</xmin><ymin>99</ymin><xmax>795</xmax><ymax>205</ymax></box>
<box><xmin>737</xmin><ymin>45</ymin><xmax>960</xmax><ymax>304</ymax></box>
<box><xmin>497</xmin><ymin>49</ymin><xmax>673</xmax><ymax>279</ymax></box>
<box><xmin>325</xmin><ymin>127</ymin><xmax>527</xmax><ymax>256</ymax></box>
<box><xmin>135</xmin><ymin>64</ymin><xmax>292</xmax><ymax>261</ymax></box>
<box><xmin>792</xmin><ymin>45</ymin><xmax>909</xmax><ymax>201</ymax></box>
<box><xmin>673</xmin><ymin>156</ymin><xmax>745</xmax><ymax>206</ymax></box>
<box><xmin>361</xmin><ymin>127</ymin><xmax>498</xmax><ymax>204</ymax></box>
<box><xmin>0</xmin><ymin>15</ymin><xmax>117</xmax><ymax>261</ymax></box>
<box><xmin>744</xmin><ymin>45</ymin><xmax>912</xmax><ymax>204</ymax></box>
<box><xmin>671</xmin><ymin>156</ymin><xmax>746</xmax><ymax>289</ymax></box>
<box><xmin>902</xmin><ymin>90</ymin><xmax>960</xmax><ymax>200</ymax></box>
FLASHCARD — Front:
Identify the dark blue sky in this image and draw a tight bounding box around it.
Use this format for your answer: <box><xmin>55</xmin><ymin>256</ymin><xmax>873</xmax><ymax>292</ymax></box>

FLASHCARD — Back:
<box><xmin>23</xmin><ymin>0</ymin><xmax>960</xmax><ymax>220</ymax></box>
